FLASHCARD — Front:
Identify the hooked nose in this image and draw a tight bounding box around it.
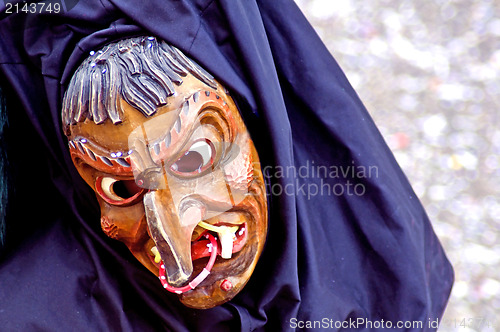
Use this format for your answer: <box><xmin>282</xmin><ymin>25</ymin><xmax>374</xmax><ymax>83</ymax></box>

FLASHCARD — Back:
<box><xmin>130</xmin><ymin>135</ymin><xmax>206</xmax><ymax>286</ymax></box>
<box><xmin>143</xmin><ymin>186</ymin><xmax>206</xmax><ymax>287</ymax></box>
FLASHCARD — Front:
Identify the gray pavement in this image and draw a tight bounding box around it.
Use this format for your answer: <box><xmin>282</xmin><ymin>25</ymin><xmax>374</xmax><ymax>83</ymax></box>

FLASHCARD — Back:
<box><xmin>296</xmin><ymin>0</ymin><xmax>500</xmax><ymax>330</ymax></box>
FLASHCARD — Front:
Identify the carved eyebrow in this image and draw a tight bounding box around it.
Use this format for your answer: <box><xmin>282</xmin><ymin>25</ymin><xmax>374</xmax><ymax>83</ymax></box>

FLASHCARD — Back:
<box><xmin>68</xmin><ymin>137</ymin><xmax>134</xmax><ymax>176</ymax></box>
<box><xmin>68</xmin><ymin>91</ymin><xmax>231</xmax><ymax>175</ymax></box>
<box><xmin>145</xmin><ymin>90</ymin><xmax>232</xmax><ymax>165</ymax></box>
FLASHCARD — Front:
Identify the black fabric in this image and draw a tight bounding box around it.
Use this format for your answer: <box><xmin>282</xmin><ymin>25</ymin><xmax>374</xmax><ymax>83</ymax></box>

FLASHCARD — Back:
<box><xmin>0</xmin><ymin>0</ymin><xmax>453</xmax><ymax>330</ymax></box>
<box><xmin>0</xmin><ymin>86</ymin><xmax>7</xmax><ymax>247</ymax></box>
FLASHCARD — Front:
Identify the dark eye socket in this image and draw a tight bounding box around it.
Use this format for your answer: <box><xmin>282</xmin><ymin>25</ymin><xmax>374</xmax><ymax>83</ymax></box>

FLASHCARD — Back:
<box><xmin>113</xmin><ymin>180</ymin><xmax>141</xmax><ymax>198</ymax></box>
<box><xmin>170</xmin><ymin>139</ymin><xmax>215</xmax><ymax>176</ymax></box>
<box><xmin>96</xmin><ymin>177</ymin><xmax>145</xmax><ymax>206</ymax></box>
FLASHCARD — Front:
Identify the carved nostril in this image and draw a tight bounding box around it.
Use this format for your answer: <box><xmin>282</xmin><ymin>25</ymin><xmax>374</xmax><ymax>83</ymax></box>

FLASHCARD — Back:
<box><xmin>136</xmin><ymin>167</ymin><xmax>164</xmax><ymax>189</ymax></box>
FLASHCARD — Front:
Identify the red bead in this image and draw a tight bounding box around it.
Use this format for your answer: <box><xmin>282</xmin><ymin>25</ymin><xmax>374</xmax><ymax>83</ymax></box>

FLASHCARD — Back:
<box><xmin>220</xmin><ymin>279</ymin><xmax>233</xmax><ymax>291</ymax></box>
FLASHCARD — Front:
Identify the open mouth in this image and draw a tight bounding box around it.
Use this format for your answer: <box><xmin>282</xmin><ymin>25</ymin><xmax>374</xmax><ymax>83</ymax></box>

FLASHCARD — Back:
<box><xmin>191</xmin><ymin>222</ymin><xmax>248</xmax><ymax>260</ymax></box>
<box><xmin>148</xmin><ymin>221</ymin><xmax>248</xmax><ymax>293</ymax></box>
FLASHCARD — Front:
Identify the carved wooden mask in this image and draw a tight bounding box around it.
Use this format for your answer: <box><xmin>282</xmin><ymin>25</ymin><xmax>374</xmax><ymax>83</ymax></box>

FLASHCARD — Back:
<box><xmin>61</xmin><ymin>37</ymin><xmax>267</xmax><ymax>309</ymax></box>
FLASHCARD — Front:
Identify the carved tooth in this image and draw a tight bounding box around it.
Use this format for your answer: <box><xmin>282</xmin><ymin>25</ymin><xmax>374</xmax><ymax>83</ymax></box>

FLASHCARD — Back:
<box><xmin>219</xmin><ymin>231</ymin><xmax>235</xmax><ymax>259</ymax></box>
<box><xmin>196</xmin><ymin>221</ymin><xmax>238</xmax><ymax>259</ymax></box>
<box><xmin>151</xmin><ymin>246</ymin><xmax>162</xmax><ymax>264</ymax></box>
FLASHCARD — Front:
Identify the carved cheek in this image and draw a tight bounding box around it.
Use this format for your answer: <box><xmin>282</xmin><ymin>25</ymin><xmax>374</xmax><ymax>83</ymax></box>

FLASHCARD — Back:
<box><xmin>97</xmin><ymin>199</ymin><xmax>148</xmax><ymax>246</ymax></box>
<box><xmin>223</xmin><ymin>140</ymin><xmax>253</xmax><ymax>191</ymax></box>
<box><xmin>100</xmin><ymin>216</ymin><xmax>119</xmax><ymax>239</ymax></box>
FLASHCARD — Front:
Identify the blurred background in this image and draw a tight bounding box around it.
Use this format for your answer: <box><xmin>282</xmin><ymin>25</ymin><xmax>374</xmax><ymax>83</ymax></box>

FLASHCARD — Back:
<box><xmin>295</xmin><ymin>0</ymin><xmax>499</xmax><ymax>330</ymax></box>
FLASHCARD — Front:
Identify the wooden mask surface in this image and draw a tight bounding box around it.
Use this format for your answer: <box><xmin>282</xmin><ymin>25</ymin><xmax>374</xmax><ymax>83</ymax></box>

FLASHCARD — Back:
<box><xmin>62</xmin><ymin>37</ymin><xmax>267</xmax><ymax>309</ymax></box>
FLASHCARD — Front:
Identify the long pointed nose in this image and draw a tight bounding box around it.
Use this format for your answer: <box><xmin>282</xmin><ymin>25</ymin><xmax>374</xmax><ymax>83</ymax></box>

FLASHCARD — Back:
<box><xmin>143</xmin><ymin>190</ymin><xmax>204</xmax><ymax>287</ymax></box>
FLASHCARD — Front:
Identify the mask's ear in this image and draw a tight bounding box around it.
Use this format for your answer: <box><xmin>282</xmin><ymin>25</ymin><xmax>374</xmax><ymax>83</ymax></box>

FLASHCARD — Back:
<box><xmin>0</xmin><ymin>85</ymin><xmax>8</xmax><ymax>249</ymax></box>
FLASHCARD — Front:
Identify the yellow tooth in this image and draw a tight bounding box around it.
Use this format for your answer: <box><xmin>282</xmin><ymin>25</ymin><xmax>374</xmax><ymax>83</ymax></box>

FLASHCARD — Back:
<box><xmin>197</xmin><ymin>221</ymin><xmax>235</xmax><ymax>233</ymax></box>
<box><xmin>151</xmin><ymin>246</ymin><xmax>161</xmax><ymax>264</ymax></box>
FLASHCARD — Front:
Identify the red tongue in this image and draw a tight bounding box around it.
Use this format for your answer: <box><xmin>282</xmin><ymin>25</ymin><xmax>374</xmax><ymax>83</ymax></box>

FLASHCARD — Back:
<box><xmin>159</xmin><ymin>233</ymin><xmax>218</xmax><ymax>294</ymax></box>
<box><xmin>157</xmin><ymin>224</ymin><xmax>248</xmax><ymax>294</ymax></box>
<box><xmin>190</xmin><ymin>224</ymin><xmax>247</xmax><ymax>261</ymax></box>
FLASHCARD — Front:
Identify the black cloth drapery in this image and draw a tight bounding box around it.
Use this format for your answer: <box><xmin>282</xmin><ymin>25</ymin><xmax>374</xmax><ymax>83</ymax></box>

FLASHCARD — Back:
<box><xmin>0</xmin><ymin>0</ymin><xmax>453</xmax><ymax>330</ymax></box>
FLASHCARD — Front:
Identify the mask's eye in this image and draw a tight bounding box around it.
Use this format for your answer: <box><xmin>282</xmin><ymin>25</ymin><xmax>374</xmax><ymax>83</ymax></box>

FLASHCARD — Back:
<box><xmin>170</xmin><ymin>139</ymin><xmax>215</xmax><ymax>176</ymax></box>
<box><xmin>96</xmin><ymin>176</ymin><xmax>146</xmax><ymax>206</ymax></box>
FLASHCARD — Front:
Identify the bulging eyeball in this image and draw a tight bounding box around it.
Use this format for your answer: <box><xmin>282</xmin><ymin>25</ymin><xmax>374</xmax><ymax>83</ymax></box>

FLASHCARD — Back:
<box><xmin>170</xmin><ymin>139</ymin><xmax>215</xmax><ymax>175</ymax></box>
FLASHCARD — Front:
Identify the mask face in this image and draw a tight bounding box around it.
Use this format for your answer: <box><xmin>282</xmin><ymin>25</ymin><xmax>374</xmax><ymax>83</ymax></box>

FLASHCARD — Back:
<box><xmin>64</xmin><ymin>54</ymin><xmax>267</xmax><ymax>308</ymax></box>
